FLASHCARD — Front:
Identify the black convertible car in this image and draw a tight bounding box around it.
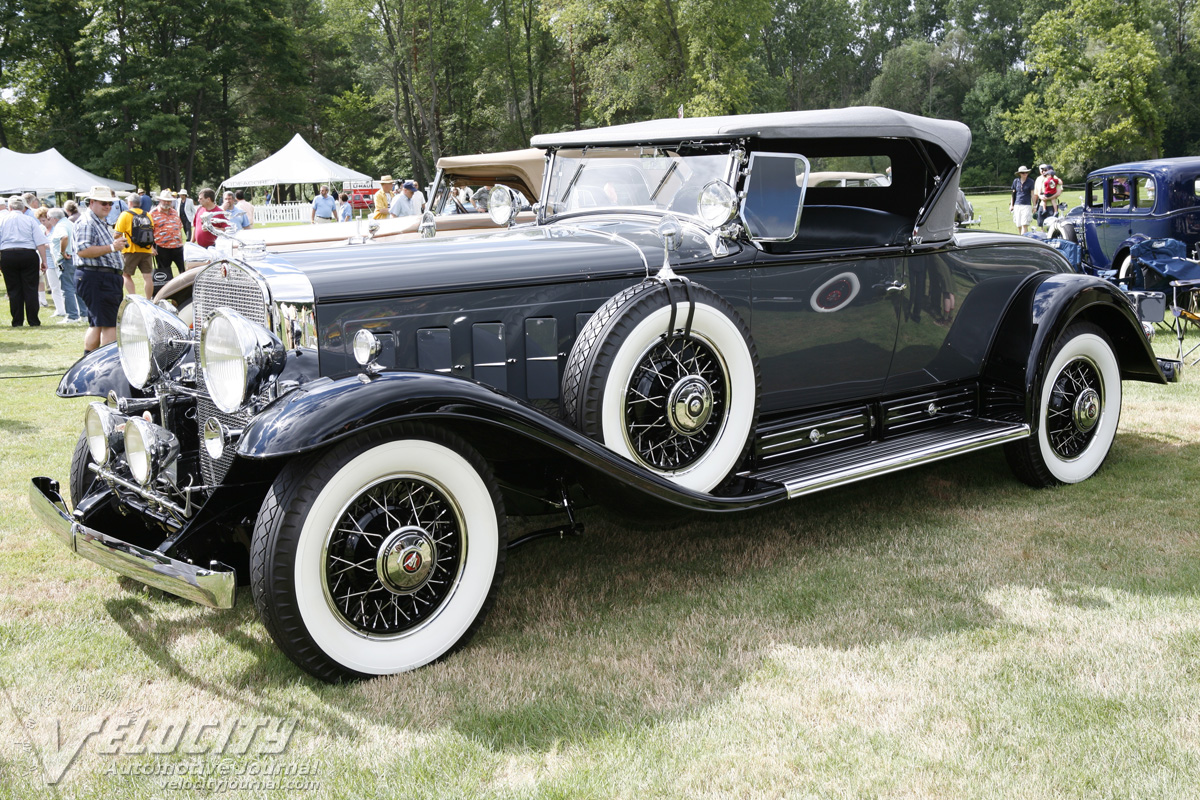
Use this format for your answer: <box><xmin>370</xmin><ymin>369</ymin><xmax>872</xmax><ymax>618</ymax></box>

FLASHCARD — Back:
<box><xmin>31</xmin><ymin>108</ymin><xmax>1178</xmax><ymax>681</ymax></box>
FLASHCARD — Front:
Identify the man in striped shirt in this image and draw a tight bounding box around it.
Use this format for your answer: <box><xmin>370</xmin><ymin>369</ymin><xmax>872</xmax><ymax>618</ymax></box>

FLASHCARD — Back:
<box><xmin>75</xmin><ymin>186</ymin><xmax>129</xmax><ymax>352</ymax></box>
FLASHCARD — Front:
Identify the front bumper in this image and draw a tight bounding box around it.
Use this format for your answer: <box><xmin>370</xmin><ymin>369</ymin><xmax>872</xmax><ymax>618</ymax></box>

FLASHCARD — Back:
<box><xmin>29</xmin><ymin>477</ymin><xmax>236</xmax><ymax>609</ymax></box>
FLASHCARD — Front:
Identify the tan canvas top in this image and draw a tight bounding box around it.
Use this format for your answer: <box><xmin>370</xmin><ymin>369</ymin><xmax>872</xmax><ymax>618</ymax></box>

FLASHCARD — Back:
<box><xmin>435</xmin><ymin>148</ymin><xmax>545</xmax><ymax>200</ymax></box>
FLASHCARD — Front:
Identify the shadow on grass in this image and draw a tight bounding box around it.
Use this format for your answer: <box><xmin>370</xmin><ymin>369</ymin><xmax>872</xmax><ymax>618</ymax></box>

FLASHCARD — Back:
<box><xmin>98</xmin><ymin>432</ymin><xmax>1200</xmax><ymax>753</ymax></box>
<box><xmin>0</xmin><ymin>418</ymin><xmax>36</xmax><ymax>433</ymax></box>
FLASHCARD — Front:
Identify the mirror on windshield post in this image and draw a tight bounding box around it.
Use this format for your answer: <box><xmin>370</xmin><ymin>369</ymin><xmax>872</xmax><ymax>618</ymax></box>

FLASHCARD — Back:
<box><xmin>739</xmin><ymin>153</ymin><xmax>810</xmax><ymax>242</ymax></box>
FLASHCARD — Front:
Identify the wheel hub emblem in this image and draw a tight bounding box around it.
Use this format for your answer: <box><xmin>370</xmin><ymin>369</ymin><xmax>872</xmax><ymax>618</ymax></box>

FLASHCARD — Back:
<box><xmin>667</xmin><ymin>376</ymin><xmax>714</xmax><ymax>435</ymax></box>
<box><xmin>377</xmin><ymin>527</ymin><xmax>435</xmax><ymax>593</ymax></box>
<box><xmin>1073</xmin><ymin>387</ymin><xmax>1101</xmax><ymax>432</ymax></box>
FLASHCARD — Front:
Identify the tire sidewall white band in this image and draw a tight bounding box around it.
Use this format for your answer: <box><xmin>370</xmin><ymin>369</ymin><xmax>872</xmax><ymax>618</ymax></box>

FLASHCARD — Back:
<box><xmin>599</xmin><ymin>301</ymin><xmax>756</xmax><ymax>492</ymax></box>
<box><xmin>1036</xmin><ymin>332</ymin><xmax>1121</xmax><ymax>484</ymax></box>
<box><xmin>293</xmin><ymin>439</ymin><xmax>499</xmax><ymax>675</ymax></box>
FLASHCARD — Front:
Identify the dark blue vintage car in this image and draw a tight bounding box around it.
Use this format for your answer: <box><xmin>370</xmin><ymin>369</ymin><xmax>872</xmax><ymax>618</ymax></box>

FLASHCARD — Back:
<box><xmin>31</xmin><ymin>108</ymin><xmax>1178</xmax><ymax>681</ymax></box>
<box><xmin>1056</xmin><ymin>156</ymin><xmax>1200</xmax><ymax>284</ymax></box>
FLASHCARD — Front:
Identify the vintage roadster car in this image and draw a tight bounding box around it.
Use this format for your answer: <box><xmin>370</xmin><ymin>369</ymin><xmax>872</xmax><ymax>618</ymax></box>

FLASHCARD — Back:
<box><xmin>1054</xmin><ymin>156</ymin><xmax>1200</xmax><ymax>285</ymax></box>
<box><xmin>31</xmin><ymin>108</ymin><xmax>1178</xmax><ymax>681</ymax></box>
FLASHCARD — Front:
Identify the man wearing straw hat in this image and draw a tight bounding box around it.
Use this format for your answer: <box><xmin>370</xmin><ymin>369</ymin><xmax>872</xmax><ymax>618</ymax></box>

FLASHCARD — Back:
<box><xmin>372</xmin><ymin>175</ymin><xmax>394</xmax><ymax>220</ymax></box>
<box><xmin>75</xmin><ymin>186</ymin><xmax>129</xmax><ymax>352</ymax></box>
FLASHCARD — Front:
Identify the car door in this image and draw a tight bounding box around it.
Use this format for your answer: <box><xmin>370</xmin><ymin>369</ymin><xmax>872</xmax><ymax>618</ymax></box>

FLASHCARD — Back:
<box><xmin>1097</xmin><ymin>174</ymin><xmax>1134</xmax><ymax>263</ymax></box>
<box><xmin>885</xmin><ymin>245</ymin><xmax>1070</xmax><ymax>395</ymax></box>
<box><xmin>751</xmin><ymin>251</ymin><xmax>902</xmax><ymax>411</ymax></box>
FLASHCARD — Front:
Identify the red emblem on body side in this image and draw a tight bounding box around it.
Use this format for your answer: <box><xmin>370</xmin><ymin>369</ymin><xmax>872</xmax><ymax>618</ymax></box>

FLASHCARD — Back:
<box><xmin>402</xmin><ymin>551</ymin><xmax>422</xmax><ymax>573</ymax></box>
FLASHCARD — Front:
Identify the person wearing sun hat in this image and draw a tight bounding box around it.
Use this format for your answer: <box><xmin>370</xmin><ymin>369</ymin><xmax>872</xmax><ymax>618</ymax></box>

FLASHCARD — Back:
<box><xmin>75</xmin><ymin>186</ymin><xmax>129</xmax><ymax>352</ymax></box>
<box><xmin>372</xmin><ymin>175</ymin><xmax>394</xmax><ymax>220</ymax></box>
<box><xmin>1009</xmin><ymin>165</ymin><xmax>1036</xmax><ymax>234</ymax></box>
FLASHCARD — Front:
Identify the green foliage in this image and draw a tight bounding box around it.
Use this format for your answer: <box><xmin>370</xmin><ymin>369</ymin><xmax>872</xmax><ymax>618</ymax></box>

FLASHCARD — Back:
<box><xmin>1</xmin><ymin>0</ymin><xmax>1198</xmax><ymax>190</ymax></box>
<box><xmin>1002</xmin><ymin>0</ymin><xmax>1167</xmax><ymax>176</ymax></box>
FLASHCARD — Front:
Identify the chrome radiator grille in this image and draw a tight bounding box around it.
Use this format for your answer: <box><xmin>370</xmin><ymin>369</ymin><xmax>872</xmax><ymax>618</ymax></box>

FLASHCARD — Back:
<box><xmin>193</xmin><ymin>262</ymin><xmax>270</xmax><ymax>486</ymax></box>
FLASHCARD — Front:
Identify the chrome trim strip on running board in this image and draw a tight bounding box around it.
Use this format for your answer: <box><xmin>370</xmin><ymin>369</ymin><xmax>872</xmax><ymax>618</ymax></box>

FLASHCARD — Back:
<box><xmin>749</xmin><ymin>419</ymin><xmax>1030</xmax><ymax>499</ymax></box>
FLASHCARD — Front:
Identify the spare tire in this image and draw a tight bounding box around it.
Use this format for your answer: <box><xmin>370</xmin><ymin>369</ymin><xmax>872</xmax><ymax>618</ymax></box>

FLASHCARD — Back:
<box><xmin>562</xmin><ymin>280</ymin><xmax>759</xmax><ymax>492</ymax></box>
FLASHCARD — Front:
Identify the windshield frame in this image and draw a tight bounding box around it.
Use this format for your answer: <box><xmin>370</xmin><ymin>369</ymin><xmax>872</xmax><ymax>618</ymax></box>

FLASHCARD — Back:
<box><xmin>537</xmin><ymin>143</ymin><xmax>741</xmax><ymax>230</ymax></box>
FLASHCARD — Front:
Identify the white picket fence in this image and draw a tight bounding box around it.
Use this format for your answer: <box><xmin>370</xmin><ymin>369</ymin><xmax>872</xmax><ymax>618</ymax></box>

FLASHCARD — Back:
<box><xmin>253</xmin><ymin>202</ymin><xmax>309</xmax><ymax>225</ymax></box>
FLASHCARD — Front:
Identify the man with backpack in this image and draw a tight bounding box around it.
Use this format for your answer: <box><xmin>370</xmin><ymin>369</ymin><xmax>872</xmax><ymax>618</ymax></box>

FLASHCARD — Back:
<box><xmin>114</xmin><ymin>191</ymin><xmax>156</xmax><ymax>298</ymax></box>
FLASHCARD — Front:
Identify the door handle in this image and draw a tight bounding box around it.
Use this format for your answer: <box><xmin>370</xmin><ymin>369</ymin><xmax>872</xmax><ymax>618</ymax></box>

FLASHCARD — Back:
<box><xmin>884</xmin><ymin>281</ymin><xmax>907</xmax><ymax>293</ymax></box>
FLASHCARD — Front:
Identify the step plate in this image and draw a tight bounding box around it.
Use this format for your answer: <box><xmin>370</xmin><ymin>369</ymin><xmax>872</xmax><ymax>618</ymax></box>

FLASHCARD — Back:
<box><xmin>747</xmin><ymin>419</ymin><xmax>1030</xmax><ymax>499</ymax></box>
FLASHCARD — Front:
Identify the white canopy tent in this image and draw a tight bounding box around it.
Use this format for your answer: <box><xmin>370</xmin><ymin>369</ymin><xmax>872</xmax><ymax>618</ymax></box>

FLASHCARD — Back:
<box><xmin>0</xmin><ymin>147</ymin><xmax>135</xmax><ymax>195</ymax></box>
<box><xmin>221</xmin><ymin>134</ymin><xmax>372</xmax><ymax>189</ymax></box>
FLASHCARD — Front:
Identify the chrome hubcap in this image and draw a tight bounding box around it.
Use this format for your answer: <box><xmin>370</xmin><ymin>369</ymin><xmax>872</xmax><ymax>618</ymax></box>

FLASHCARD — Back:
<box><xmin>1072</xmin><ymin>387</ymin><xmax>1101</xmax><ymax>433</ymax></box>
<box><xmin>667</xmin><ymin>376</ymin><xmax>714</xmax><ymax>435</ymax></box>
<box><xmin>377</xmin><ymin>526</ymin><xmax>436</xmax><ymax>594</ymax></box>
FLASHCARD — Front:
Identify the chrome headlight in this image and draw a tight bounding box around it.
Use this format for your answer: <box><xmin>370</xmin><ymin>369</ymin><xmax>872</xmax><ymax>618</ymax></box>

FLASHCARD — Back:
<box><xmin>117</xmin><ymin>296</ymin><xmax>192</xmax><ymax>388</ymax></box>
<box><xmin>84</xmin><ymin>402</ymin><xmax>124</xmax><ymax>466</ymax></box>
<box><xmin>200</xmin><ymin>308</ymin><xmax>285</xmax><ymax>413</ymax></box>
<box><xmin>124</xmin><ymin>418</ymin><xmax>179</xmax><ymax>487</ymax></box>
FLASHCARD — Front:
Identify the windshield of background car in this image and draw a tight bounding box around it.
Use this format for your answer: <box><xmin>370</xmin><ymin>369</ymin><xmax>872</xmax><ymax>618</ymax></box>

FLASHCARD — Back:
<box><xmin>542</xmin><ymin>145</ymin><xmax>734</xmax><ymax>222</ymax></box>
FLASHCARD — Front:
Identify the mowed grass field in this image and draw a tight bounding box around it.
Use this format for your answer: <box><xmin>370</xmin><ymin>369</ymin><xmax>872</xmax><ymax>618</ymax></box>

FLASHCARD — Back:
<box><xmin>2</xmin><ymin>262</ymin><xmax>1200</xmax><ymax>799</ymax></box>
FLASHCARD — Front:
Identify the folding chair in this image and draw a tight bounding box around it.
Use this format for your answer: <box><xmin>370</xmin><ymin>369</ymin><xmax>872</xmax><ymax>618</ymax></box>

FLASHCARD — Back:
<box><xmin>1129</xmin><ymin>237</ymin><xmax>1200</xmax><ymax>364</ymax></box>
<box><xmin>1045</xmin><ymin>238</ymin><xmax>1082</xmax><ymax>271</ymax></box>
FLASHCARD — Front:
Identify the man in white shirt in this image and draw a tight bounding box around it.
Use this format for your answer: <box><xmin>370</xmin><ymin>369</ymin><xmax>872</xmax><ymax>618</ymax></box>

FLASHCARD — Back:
<box><xmin>389</xmin><ymin>180</ymin><xmax>423</xmax><ymax>217</ymax></box>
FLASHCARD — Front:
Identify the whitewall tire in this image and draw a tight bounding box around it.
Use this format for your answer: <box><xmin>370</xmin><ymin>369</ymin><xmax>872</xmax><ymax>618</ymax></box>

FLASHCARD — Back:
<box><xmin>1005</xmin><ymin>323</ymin><xmax>1122</xmax><ymax>487</ymax></box>
<box><xmin>251</xmin><ymin>424</ymin><xmax>505</xmax><ymax>681</ymax></box>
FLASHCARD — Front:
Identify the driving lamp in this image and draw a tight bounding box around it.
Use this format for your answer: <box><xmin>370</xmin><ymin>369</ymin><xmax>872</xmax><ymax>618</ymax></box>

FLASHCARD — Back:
<box><xmin>353</xmin><ymin>329</ymin><xmax>382</xmax><ymax>368</ymax></box>
<box><xmin>84</xmin><ymin>402</ymin><xmax>124</xmax><ymax>466</ymax></box>
<box><xmin>123</xmin><ymin>417</ymin><xmax>179</xmax><ymax>487</ymax></box>
<box><xmin>487</xmin><ymin>185</ymin><xmax>519</xmax><ymax>227</ymax></box>
<box><xmin>200</xmin><ymin>308</ymin><xmax>285</xmax><ymax>414</ymax></box>
<box><xmin>117</xmin><ymin>295</ymin><xmax>192</xmax><ymax>388</ymax></box>
<box><xmin>698</xmin><ymin>180</ymin><xmax>739</xmax><ymax>227</ymax></box>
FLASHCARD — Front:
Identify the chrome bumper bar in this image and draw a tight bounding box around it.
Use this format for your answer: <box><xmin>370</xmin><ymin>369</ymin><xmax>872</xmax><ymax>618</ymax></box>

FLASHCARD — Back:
<box><xmin>29</xmin><ymin>477</ymin><xmax>236</xmax><ymax>609</ymax></box>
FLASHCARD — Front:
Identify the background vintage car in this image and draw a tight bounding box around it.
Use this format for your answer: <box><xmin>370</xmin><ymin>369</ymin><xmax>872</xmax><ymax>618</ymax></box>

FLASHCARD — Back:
<box><xmin>32</xmin><ymin>108</ymin><xmax>1175</xmax><ymax>682</ymax></box>
<box><xmin>154</xmin><ymin>148</ymin><xmax>546</xmax><ymax>325</ymax></box>
<box><xmin>1055</xmin><ymin>156</ymin><xmax>1200</xmax><ymax>285</ymax></box>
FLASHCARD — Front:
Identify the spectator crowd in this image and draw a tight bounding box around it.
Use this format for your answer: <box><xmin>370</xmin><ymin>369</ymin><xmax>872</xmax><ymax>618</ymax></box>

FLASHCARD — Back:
<box><xmin>0</xmin><ymin>183</ymin><xmax>256</xmax><ymax>350</ymax></box>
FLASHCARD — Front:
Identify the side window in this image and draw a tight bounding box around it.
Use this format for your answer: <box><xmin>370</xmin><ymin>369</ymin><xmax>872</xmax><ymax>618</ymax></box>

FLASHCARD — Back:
<box><xmin>740</xmin><ymin>153</ymin><xmax>810</xmax><ymax>241</ymax></box>
<box><xmin>1133</xmin><ymin>177</ymin><xmax>1155</xmax><ymax>211</ymax></box>
<box><xmin>1086</xmin><ymin>179</ymin><xmax>1104</xmax><ymax>209</ymax></box>
<box><xmin>1108</xmin><ymin>176</ymin><xmax>1131</xmax><ymax>210</ymax></box>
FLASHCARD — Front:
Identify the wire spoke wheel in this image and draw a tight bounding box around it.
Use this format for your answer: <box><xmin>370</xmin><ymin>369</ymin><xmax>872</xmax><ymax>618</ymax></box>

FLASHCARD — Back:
<box><xmin>1045</xmin><ymin>357</ymin><xmax>1103</xmax><ymax>461</ymax></box>
<box><xmin>623</xmin><ymin>334</ymin><xmax>728</xmax><ymax>471</ymax></box>
<box><xmin>323</xmin><ymin>475</ymin><xmax>464</xmax><ymax>637</ymax></box>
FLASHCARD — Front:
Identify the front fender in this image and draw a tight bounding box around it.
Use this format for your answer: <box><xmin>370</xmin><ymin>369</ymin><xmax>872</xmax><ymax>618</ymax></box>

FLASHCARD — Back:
<box><xmin>236</xmin><ymin>372</ymin><xmax>786</xmax><ymax>513</ymax></box>
<box><xmin>56</xmin><ymin>344</ymin><xmax>150</xmax><ymax>400</ymax></box>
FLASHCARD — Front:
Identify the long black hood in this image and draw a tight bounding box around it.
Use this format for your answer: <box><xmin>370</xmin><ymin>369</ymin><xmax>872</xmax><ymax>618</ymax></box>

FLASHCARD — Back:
<box><xmin>263</xmin><ymin>219</ymin><xmax>735</xmax><ymax>303</ymax></box>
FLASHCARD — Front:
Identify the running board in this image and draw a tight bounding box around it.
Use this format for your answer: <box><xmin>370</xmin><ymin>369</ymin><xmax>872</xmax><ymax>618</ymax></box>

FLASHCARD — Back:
<box><xmin>745</xmin><ymin>419</ymin><xmax>1030</xmax><ymax>499</ymax></box>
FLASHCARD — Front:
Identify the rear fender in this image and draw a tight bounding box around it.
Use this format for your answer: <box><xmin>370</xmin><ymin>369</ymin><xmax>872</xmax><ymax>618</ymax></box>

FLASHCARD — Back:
<box><xmin>236</xmin><ymin>372</ymin><xmax>786</xmax><ymax>513</ymax></box>
<box><xmin>984</xmin><ymin>273</ymin><xmax>1166</xmax><ymax>427</ymax></box>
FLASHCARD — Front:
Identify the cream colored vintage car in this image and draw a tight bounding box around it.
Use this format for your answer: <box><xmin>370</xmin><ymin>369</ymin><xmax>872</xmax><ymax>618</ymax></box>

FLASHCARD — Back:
<box><xmin>156</xmin><ymin>148</ymin><xmax>545</xmax><ymax>325</ymax></box>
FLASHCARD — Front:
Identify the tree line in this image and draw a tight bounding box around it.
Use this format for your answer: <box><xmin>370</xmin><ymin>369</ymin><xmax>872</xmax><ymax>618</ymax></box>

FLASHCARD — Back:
<box><xmin>0</xmin><ymin>0</ymin><xmax>1194</xmax><ymax>193</ymax></box>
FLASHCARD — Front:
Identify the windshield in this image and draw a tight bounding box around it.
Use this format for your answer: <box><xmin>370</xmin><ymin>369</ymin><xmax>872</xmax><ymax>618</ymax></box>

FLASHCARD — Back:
<box><xmin>542</xmin><ymin>145</ymin><xmax>735</xmax><ymax>224</ymax></box>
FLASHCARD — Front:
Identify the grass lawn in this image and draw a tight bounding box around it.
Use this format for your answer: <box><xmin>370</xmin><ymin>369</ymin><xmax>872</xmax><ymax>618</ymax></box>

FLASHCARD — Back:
<box><xmin>1</xmin><ymin>270</ymin><xmax>1199</xmax><ymax>798</ymax></box>
<box><xmin>965</xmin><ymin>189</ymin><xmax>1088</xmax><ymax>234</ymax></box>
